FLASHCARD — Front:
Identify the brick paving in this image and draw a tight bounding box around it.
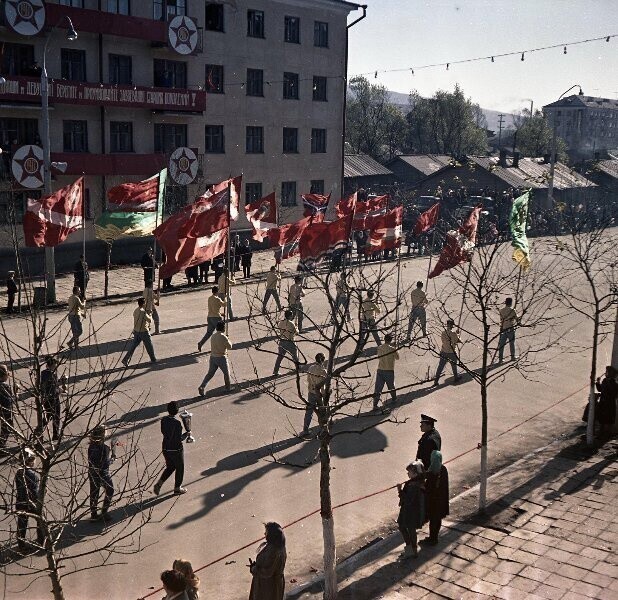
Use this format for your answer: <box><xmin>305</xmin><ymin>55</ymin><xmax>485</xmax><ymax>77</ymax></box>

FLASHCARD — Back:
<box><xmin>291</xmin><ymin>435</ymin><xmax>618</xmax><ymax>600</ymax></box>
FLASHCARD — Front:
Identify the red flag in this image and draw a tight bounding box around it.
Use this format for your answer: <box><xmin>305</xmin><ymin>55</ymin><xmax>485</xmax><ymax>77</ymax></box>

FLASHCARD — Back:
<box><xmin>268</xmin><ymin>217</ymin><xmax>311</xmax><ymax>263</ymax></box>
<box><xmin>302</xmin><ymin>192</ymin><xmax>331</xmax><ymax>217</ymax></box>
<box><xmin>335</xmin><ymin>192</ymin><xmax>357</xmax><ymax>218</ymax></box>
<box><xmin>354</xmin><ymin>194</ymin><xmax>388</xmax><ymax>230</ymax></box>
<box><xmin>365</xmin><ymin>206</ymin><xmax>403</xmax><ymax>254</ymax></box>
<box><xmin>201</xmin><ymin>175</ymin><xmax>242</xmax><ymax>221</ymax></box>
<box><xmin>413</xmin><ymin>202</ymin><xmax>440</xmax><ymax>236</ymax></box>
<box><xmin>299</xmin><ymin>214</ymin><xmax>352</xmax><ymax>267</ymax></box>
<box><xmin>245</xmin><ymin>192</ymin><xmax>278</xmax><ymax>242</ymax></box>
<box><xmin>174</xmin><ymin>188</ymin><xmax>230</xmax><ymax>239</ymax></box>
<box><xmin>107</xmin><ymin>170</ymin><xmax>164</xmax><ymax>211</ymax></box>
<box><xmin>23</xmin><ymin>178</ymin><xmax>84</xmax><ymax>247</ymax></box>
<box><xmin>429</xmin><ymin>205</ymin><xmax>482</xmax><ymax>279</ymax></box>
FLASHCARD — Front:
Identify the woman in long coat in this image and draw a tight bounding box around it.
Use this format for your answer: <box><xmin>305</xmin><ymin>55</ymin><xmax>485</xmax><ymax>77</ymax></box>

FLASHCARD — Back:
<box><xmin>249</xmin><ymin>522</ymin><xmax>287</xmax><ymax>600</ymax></box>
<box><xmin>397</xmin><ymin>460</ymin><xmax>425</xmax><ymax>559</ymax></box>
<box><xmin>423</xmin><ymin>450</ymin><xmax>449</xmax><ymax>545</ymax></box>
<box><xmin>596</xmin><ymin>365</ymin><xmax>617</xmax><ymax>436</ymax></box>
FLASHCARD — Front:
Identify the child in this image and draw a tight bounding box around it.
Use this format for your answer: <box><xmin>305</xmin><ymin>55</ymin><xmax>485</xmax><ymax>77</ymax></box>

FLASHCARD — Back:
<box><xmin>396</xmin><ymin>460</ymin><xmax>425</xmax><ymax>559</ymax></box>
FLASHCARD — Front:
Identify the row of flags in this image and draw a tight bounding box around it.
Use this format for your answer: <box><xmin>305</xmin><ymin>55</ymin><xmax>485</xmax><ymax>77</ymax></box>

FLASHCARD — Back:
<box><xmin>20</xmin><ymin>170</ymin><xmax>532</xmax><ymax>278</ymax></box>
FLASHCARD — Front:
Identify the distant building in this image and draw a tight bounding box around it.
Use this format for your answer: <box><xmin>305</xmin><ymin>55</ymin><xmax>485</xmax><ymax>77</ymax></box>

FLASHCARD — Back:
<box><xmin>583</xmin><ymin>159</ymin><xmax>618</xmax><ymax>194</ymax></box>
<box><xmin>343</xmin><ymin>153</ymin><xmax>393</xmax><ymax>195</ymax></box>
<box><xmin>386</xmin><ymin>154</ymin><xmax>453</xmax><ymax>186</ymax></box>
<box><xmin>543</xmin><ymin>95</ymin><xmax>618</xmax><ymax>162</ymax></box>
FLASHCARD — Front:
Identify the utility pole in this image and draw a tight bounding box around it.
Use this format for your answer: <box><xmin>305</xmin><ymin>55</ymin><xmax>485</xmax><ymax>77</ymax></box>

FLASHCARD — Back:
<box><xmin>497</xmin><ymin>113</ymin><xmax>505</xmax><ymax>148</ymax></box>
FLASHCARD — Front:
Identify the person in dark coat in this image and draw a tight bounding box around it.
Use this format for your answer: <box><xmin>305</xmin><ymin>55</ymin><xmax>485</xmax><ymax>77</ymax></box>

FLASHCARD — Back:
<box><xmin>212</xmin><ymin>255</ymin><xmax>225</xmax><ymax>282</ymax></box>
<box><xmin>141</xmin><ymin>247</ymin><xmax>156</xmax><ymax>288</ymax></box>
<box><xmin>232</xmin><ymin>234</ymin><xmax>242</xmax><ymax>273</ymax></box>
<box><xmin>249</xmin><ymin>521</ymin><xmax>287</xmax><ymax>600</ymax></box>
<box><xmin>6</xmin><ymin>271</ymin><xmax>17</xmax><ymax>313</ymax></box>
<box><xmin>240</xmin><ymin>239</ymin><xmax>253</xmax><ymax>278</ymax></box>
<box><xmin>198</xmin><ymin>259</ymin><xmax>211</xmax><ymax>284</ymax></box>
<box><xmin>416</xmin><ymin>413</ymin><xmax>441</xmax><ymax>468</ymax></box>
<box><xmin>88</xmin><ymin>425</ymin><xmax>115</xmax><ymax>522</ymax></box>
<box><xmin>153</xmin><ymin>401</ymin><xmax>188</xmax><ymax>496</ymax></box>
<box><xmin>14</xmin><ymin>448</ymin><xmax>44</xmax><ymax>552</ymax></box>
<box><xmin>0</xmin><ymin>364</ymin><xmax>16</xmax><ymax>451</ymax></box>
<box><xmin>596</xmin><ymin>365</ymin><xmax>617</xmax><ymax>436</ymax></box>
<box><xmin>74</xmin><ymin>255</ymin><xmax>89</xmax><ymax>300</ymax></box>
<box><xmin>40</xmin><ymin>356</ymin><xmax>67</xmax><ymax>440</ymax></box>
<box><xmin>397</xmin><ymin>460</ymin><xmax>425</xmax><ymax>559</ymax></box>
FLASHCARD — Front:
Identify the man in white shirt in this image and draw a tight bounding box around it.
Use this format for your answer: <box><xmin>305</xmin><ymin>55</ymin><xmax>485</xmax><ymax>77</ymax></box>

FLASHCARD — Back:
<box><xmin>288</xmin><ymin>275</ymin><xmax>305</xmax><ymax>332</ymax></box>
<box><xmin>262</xmin><ymin>266</ymin><xmax>282</xmax><ymax>313</ymax></box>
<box><xmin>301</xmin><ymin>353</ymin><xmax>327</xmax><ymax>438</ymax></box>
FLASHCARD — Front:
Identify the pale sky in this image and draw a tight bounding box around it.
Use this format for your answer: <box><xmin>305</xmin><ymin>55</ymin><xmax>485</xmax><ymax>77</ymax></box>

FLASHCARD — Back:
<box><xmin>347</xmin><ymin>0</ymin><xmax>618</xmax><ymax>114</ymax></box>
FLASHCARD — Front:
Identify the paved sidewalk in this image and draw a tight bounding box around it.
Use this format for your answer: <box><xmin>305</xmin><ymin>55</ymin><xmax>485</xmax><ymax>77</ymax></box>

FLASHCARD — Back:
<box><xmin>291</xmin><ymin>434</ymin><xmax>618</xmax><ymax>600</ymax></box>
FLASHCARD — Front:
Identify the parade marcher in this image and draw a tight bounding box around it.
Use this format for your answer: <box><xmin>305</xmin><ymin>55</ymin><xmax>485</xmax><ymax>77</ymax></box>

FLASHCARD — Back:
<box><xmin>143</xmin><ymin>285</ymin><xmax>160</xmax><ymax>335</ymax></box>
<box><xmin>497</xmin><ymin>297</ymin><xmax>518</xmax><ymax>362</ymax></box>
<box><xmin>301</xmin><ymin>353</ymin><xmax>327</xmax><ymax>438</ymax></box>
<box><xmin>74</xmin><ymin>254</ymin><xmax>89</xmax><ymax>299</ymax></box>
<box><xmin>433</xmin><ymin>319</ymin><xmax>461</xmax><ymax>386</ymax></box>
<box><xmin>198</xmin><ymin>321</ymin><xmax>233</xmax><ymax>395</ymax></box>
<box><xmin>88</xmin><ymin>425</ymin><xmax>114</xmax><ymax>521</ymax></box>
<box><xmin>249</xmin><ymin>522</ymin><xmax>287</xmax><ymax>600</ymax></box>
<box><xmin>6</xmin><ymin>270</ymin><xmax>17</xmax><ymax>313</ymax></box>
<box><xmin>172</xmin><ymin>559</ymin><xmax>200</xmax><ymax>600</ymax></box>
<box><xmin>160</xmin><ymin>570</ymin><xmax>190</xmax><ymax>600</ymax></box>
<box><xmin>240</xmin><ymin>239</ymin><xmax>253</xmax><ymax>278</ymax></box>
<box><xmin>198</xmin><ymin>286</ymin><xmax>226</xmax><ymax>352</ymax></box>
<box><xmin>67</xmin><ymin>285</ymin><xmax>85</xmax><ymax>349</ymax></box>
<box><xmin>154</xmin><ymin>401</ymin><xmax>187</xmax><ymax>496</ymax></box>
<box><xmin>40</xmin><ymin>356</ymin><xmax>67</xmax><ymax>440</ymax></box>
<box><xmin>262</xmin><ymin>266</ymin><xmax>282</xmax><ymax>313</ymax></box>
<box><xmin>334</xmin><ymin>273</ymin><xmax>351</xmax><ymax>321</ymax></box>
<box><xmin>596</xmin><ymin>365</ymin><xmax>618</xmax><ymax>437</ymax></box>
<box><xmin>360</xmin><ymin>290</ymin><xmax>381</xmax><ymax>348</ymax></box>
<box><xmin>396</xmin><ymin>460</ymin><xmax>425</xmax><ymax>560</ymax></box>
<box><xmin>218</xmin><ymin>268</ymin><xmax>235</xmax><ymax>320</ymax></box>
<box><xmin>273</xmin><ymin>309</ymin><xmax>300</xmax><ymax>376</ymax></box>
<box><xmin>373</xmin><ymin>334</ymin><xmax>399</xmax><ymax>412</ymax></box>
<box><xmin>14</xmin><ymin>448</ymin><xmax>44</xmax><ymax>552</ymax></box>
<box><xmin>288</xmin><ymin>275</ymin><xmax>305</xmax><ymax>333</ymax></box>
<box><xmin>0</xmin><ymin>365</ymin><xmax>16</xmax><ymax>451</ymax></box>
<box><xmin>122</xmin><ymin>297</ymin><xmax>157</xmax><ymax>366</ymax></box>
<box><xmin>406</xmin><ymin>281</ymin><xmax>428</xmax><ymax>339</ymax></box>
<box><xmin>141</xmin><ymin>247</ymin><xmax>156</xmax><ymax>288</ymax></box>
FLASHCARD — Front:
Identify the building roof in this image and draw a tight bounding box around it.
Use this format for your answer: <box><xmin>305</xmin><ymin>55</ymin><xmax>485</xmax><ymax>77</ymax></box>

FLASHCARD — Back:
<box><xmin>592</xmin><ymin>159</ymin><xmax>618</xmax><ymax>179</ymax></box>
<box><xmin>344</xmin><ymin>154</ymin><xmax>392</xmax><ymax>178</ymax></box>
<box><xmin>544</xmin><ymin>95</ymin><xmax>618</xmax><ymax>110</ymax></box>
<box><xmin>389</xmin><ymin>154</ymin><xmax>453</xmax><ymax>176</ymax></box>
<box><xmin>468</xmin><ymin>156</ymin><xmax>596</xmax><ymax>190</ymax></box>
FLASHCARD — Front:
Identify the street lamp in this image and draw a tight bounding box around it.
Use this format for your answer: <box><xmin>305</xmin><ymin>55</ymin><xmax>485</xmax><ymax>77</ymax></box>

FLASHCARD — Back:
<box><xmin>41</xmin><ymin>16</ymin><xmax>78</xmax><ymax>304</ymax></box>
<box><xmin>547</xmin><ymin>84</ymin><xmax>584</xmax><ymax>208</ymax></box>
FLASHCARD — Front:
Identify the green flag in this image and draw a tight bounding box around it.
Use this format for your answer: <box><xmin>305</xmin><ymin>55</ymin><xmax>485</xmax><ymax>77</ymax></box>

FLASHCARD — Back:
<box><xmin>509</xmin><ymin>191</ymin><xmax>531</xmax><ymax>270</ymax></box>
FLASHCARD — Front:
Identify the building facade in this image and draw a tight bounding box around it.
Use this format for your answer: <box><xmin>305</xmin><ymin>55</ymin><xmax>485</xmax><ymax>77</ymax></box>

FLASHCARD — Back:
<box><xmin>0</xmin><ymin>0</ymin><xmax>360</xmax><ymax>270</ymax></box>
<box><xmin>543</xmin><ymin>95</ymin><xmax>618</xmax><ymax>163</ymax></box>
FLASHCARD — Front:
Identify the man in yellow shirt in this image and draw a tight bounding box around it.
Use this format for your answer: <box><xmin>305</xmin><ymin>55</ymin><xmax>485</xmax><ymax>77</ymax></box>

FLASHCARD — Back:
<box><xmin>262</xmin><ymin>266</ymin><xmax>282</xmax><ymax>313</ymax></box>
<box><xmin>433</xmin><ymin>318</ymin><xmax>461</xmax><ymax>386</ymax></box>
<box><xmin>67</xmin><ymin>285</ymin><xmax>85</xmax><ymax>349</ymax></box>
<box><xmin>273</xmin><ymin>309</ymin><xmax>299</xmax><ymax>375</ymax></box>
<box><xmin>406</xmin><ymin>281</ymin><xmax>428</xmax><ymax>339</ymax></box>
<box><xmin>497</xmin><ymin>297</ymin><xmax>518</xmax><ymax>362</ymax></box>
<box><xmin>198</xmin><ymin>321</ymin><xmax>233</xmax><ymax>395</ymax></box>
<box><xmin>360</xmin><ymin>290</ymin><xmax>381</xmax><ymax>348</ymax></box>
<box><xmin>143</xmin><ymin>286</ymin><xmax>160</xmax><ymax>335</ymax></box>
<box><xmin>288</xmin><ymin>275</ymin><xmax>305</xmax><ymax>332</ymax></box>
<box><xmin>373</xmin><ymin>333</ymin><xmax>399</xmax><ymax>411</ymax></box>
<box><xmin>122</xmin><ymin>297</ymin><xmax>157</xmax><ymax>366</ymax></box>
<box><xmin>198</xmin><ymin>286</ymin><xmax>226</xmax><ymax>352</ymax></box>
<box><xmin>333</xmin><ymin>273</ymin><xmax>351</xmax><ymax>322</ymax></box>
<box><xmin>301</xmin><ymin>352</ymin><xmax>327</xmax><ymax>438</ymax></box>
<box><xmin>217</xmin><ymin>268</ymin><xmax>235</xmax><ymax>320</ymax></box>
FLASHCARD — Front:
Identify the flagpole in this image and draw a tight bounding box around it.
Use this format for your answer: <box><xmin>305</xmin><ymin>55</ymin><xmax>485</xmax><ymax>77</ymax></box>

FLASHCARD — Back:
<box><xmin>425</xmin><ymin>228</ymin><xmax>437</xmax><ymax>289</ymax></box>
<box><xmin>153</xmin><ymin>170</ymin><xmax>165</xmax><ymax>280</ymax></box>
<box><xmin>224</xmin><ymin>178</ymin><xmax>232</xmax><ymax>331</ymax></box>
<box><xmin>394</xmin><ymin>242</ymin><xmax>402</xmax><ymax>342</ymax></box>
<box><xmin>457</xmin><ymin>257</ymin><xmax>474</xmax><ymax>329</ymax></box>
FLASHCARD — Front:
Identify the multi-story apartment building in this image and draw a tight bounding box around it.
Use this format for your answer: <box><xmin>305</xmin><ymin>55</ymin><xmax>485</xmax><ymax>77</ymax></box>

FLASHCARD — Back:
<box><xmin>0</xmin><ymin>0</ymin><xmax>362</xmax><ymax>269</ymax></box>
<box><xmin>543</xmin><ymin>95</ymin><xmax>618</xmax><ymax>163</ymax></box>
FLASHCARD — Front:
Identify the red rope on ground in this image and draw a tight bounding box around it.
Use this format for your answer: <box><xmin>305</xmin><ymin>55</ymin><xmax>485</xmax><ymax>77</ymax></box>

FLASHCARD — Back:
<box><xmin>137</xmin><ymin>383</ymin><xmax>587</xmax><ymax>599</ymax></box>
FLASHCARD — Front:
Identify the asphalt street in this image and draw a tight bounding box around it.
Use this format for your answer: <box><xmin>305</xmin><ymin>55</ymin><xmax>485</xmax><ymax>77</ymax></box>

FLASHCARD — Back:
<box><xmin>0</xmin><ymin>238</ymin><xmax>606</xmax><ymax>600</ymax></box>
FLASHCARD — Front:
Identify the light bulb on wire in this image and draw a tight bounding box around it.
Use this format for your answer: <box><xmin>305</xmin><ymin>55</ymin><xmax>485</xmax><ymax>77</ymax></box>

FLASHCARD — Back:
<box><xmin>563</xmin><ymin>46</ymin><xmax>567</xmax><ymax>54</ymax></box>
<box><xmin>521</xmin><ymin>52</ymin><xmax>525</xmax><ymax>61</ymax></box>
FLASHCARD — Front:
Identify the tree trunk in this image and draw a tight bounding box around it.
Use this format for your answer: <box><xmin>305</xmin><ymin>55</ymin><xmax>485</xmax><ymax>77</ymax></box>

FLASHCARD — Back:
<box><xmin>104</xmin><ymin>242</ymin><xmax>112</xmax><ymax>299</ymax></box>
<box><xmin>586</xmin><ymin>314</ymin><xmax>599</xmax><ymax>446</ymax></box>
<box><xmin>319</xmin><ymin>428</ymin><xmax>337</xmax><ymax>600</ymax></box>
<box><xmin>478</xmin><ymin>368</ymin><xmax>489</xmax><ymax>512</ymax></box>
<box><xmin>46</xmin><ymin>545</ymin><xmax>65</xmax><ymax>600</ymax></box>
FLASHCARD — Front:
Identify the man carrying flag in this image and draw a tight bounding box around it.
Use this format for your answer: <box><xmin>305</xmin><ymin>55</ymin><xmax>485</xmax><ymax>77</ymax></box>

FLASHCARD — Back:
<box><xmin>510</xmin><ymin>191</ymin><xmax>531</xmax><ymax>270</ymax></box>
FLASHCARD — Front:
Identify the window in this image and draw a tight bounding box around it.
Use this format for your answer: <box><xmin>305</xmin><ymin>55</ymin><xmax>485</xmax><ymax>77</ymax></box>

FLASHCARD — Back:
<box><xmin>310</xmin><ymin>180</ymin><xmax>325</xmax><ymax>194</ymax></box>
<box><xmin>282</xmin><ymin>128</ymin><xmax>298</xmax><ymax>153</ymax></box>
<box><xmin>1</xmin><ymin>43</ymin><xmax>36</xmax><ymax>77</ymax></box>
<box><xmin>283</xmin><ymin>72</ymin><xmax>299</xmax><ymax>100</ymax></box>
<box><xmin>311</xmin><ymin>128</ymin><xmax>327</xmax><ymax>153</ymax></box>
<box><xmin>154</xmin><ymin>0</ymin><xmax>186</xmax><ymax>20</ymax></box>
<box><xmin>246</xmin><ymin>68</ymin><xmax>263</xmax><ymax>97</ymax></box>
<box><xmin>246</xmin><ymin>126</ymin><xmax>264</xmax><ymax>153</ymax></box>
<box><xmin>205</xmin><ymin>125</ymin><xmax>225</xmax><ymax>153</ymax></box>
<box><xmin>247</xmin><ymin>9</ymin><xmax>265</xmax><ymax>38</ymax></box>
<box><xmin>106</xmin><ymin>0</ymin><xmax>129</xmax><ymax>14</ymax></box>
<box><xmin>59</xmin><ymin>0</ymin><xmax>83</xmax><ymax>6</ymax></box>
<box><xmin>110</xmin><ymin>122</ymin><xmax>133</xmax><ymax>152</ymax></box>
<box><xmin>63</xmin><ymin>121</ymin><xmax>88</xmax><ymax>152</ymax></box>
<box><xmin>205</xmin><ymin>3</ymin><xmax>224</xmax><ymax>31</ymax></box>
<box><xmin>154</xmin><ymin>59</ymin><xmax>187</xmax><ymax>88</ymax></box>
<box><xmin>61</xmin><ymin>49</ymin><xmax>87</xmax><ymax>82</ymax></box>
<box><xmin>164</xmin><ymin>185</ymin><xmax>188</xmax><ymax>215</ymax></box>
<box><xmin>109</xmin><ymin>54</ymin><xmax>132</xmax><ymax>85</ymax></box>
<box><xmin>154</xmin><ymin>124</ymin><xmax>187</xmax><ymax>153</ymax></box>
<box><xmin>284</xmin><ymin>16</ymin><xmax>300</xmax><ymax>43</ymax></box>
<box><xmin>0</xmin><ymin>118</ymin><xmax>38</xmax><ymax>148</ymax></box>
<box><xmin>245</xmin><ymin>183</ymin><xmax>262</xmax><ymax>204</ymax></box>
<box><xmin>0</xmin><ymin>190</ymin><xmax>38</xmax><ymax>224</ymax></box>
<box><xmin>281</xmin><ymin>181</ymin><xmax>297</xmax><ymax>207</ymax></box>
<box><xmin>313</xmin><ymin>76</ymin><xmax>327</xmax><ymax>102</ymax></box>
<box><xmin>314</xmin><ymin>21</ymin><xmax>329</xmax><ymax>47</ymax></box>
<box><xmin>205</xmin><ymin>64</ymin><xmax>224</xmax><ymax>94</ymax></box>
